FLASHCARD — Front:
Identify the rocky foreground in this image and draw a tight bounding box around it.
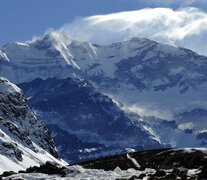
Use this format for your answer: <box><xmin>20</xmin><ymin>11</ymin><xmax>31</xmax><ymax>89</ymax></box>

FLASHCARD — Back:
<box><xmin>1</xmin><ymin>148</ymin><xmax>207</xmax><ymax>179</ymax></box>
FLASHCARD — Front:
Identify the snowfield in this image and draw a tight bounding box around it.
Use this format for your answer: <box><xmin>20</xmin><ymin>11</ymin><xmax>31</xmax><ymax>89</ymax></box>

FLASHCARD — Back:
<box><xmin>2</xmin><ymin>148</ymin><xmax>207</xmax><ymax>179</ymax></box>
<box><xmin>1</xmin><ymin>165</ymin><xmax>202</xmax><ymax>180</ymax></box>
<box><xmin>2</xmin><ymin>166</ymin><xmax>155</xmax><ymax>180</ymax></box>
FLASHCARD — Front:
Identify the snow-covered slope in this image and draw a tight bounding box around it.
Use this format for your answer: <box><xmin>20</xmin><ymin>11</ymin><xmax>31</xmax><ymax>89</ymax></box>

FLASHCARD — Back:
<box><xmin>0</xmin><ymin>77</ymin><xmax>66</xmax><ymax>174</ymax></box>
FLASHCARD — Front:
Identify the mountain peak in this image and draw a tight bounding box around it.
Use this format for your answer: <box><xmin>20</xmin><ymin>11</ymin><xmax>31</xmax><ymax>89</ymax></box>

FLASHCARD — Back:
<box><xmin>128</xmin><ymin>37</ymin><xmax>156</xmax><ymax>43</ymax></box>
<box><xmin>41</xmin><ymin>32</ymin><xmax>69</xmax><ymax>45</ymax></box>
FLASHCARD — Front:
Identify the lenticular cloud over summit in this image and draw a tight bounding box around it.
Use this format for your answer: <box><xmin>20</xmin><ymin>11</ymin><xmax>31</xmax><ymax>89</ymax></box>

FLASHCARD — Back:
<box><xmin>58</xmin><ymin>7</ymin><xmax>207</xmax><ymax>55</ymax></box>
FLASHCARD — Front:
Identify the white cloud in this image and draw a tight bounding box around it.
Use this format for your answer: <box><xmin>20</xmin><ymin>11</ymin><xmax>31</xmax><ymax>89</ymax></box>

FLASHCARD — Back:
<box><xmin>57</xmin><ymin>7</ymin><xmax>207</xmax><ymax>55</ymax></box>
<box><xmin>178</xmin><ymin>122</ymin><xmax>195</xmax><ymax>130</ymax></box>
<box><xmin>128</xmin><ymin>104</ymin><xmax>174</xmax><ymax>120</ymax></box>
<box><xmin>134</xmin><ymin>0</ymin><xmax>206</xmax><ymax>7</ymax></box>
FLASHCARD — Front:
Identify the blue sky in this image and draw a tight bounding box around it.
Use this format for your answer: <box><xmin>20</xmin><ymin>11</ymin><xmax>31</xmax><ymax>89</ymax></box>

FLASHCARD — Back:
<box><xmin>0</xmin><ymin>0</ymin><xmax>206</xmax><ymax>46</ymax></box>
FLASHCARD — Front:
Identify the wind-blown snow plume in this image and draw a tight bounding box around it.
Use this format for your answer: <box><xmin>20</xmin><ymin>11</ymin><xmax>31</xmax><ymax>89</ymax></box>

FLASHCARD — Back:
<box><xmin>57</xmin><ymin>7</ymin><xmax>207</xmax><ymax>55</ymax></box>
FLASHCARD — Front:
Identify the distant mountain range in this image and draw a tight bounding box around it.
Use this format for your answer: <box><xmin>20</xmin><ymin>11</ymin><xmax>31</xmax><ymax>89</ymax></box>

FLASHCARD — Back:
<box><xmin>0</xmin><ymin>32</ymin><xmax>207</xmax><ymax>164</ymax></box>
<box><xmin>19</xmin><ymin>77</ymin><xmax>163</xmax><ymax>163</ymax></box>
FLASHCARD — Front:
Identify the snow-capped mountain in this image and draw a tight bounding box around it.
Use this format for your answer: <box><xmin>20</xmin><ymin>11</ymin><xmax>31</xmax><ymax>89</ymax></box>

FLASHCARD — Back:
<box><xmin>0</xmin><ymin>32</ymin><xmax>207</xmax><ymax>158</ymax></box>
<box><xmin>2</xmin><ymin>32</ymin><xmax>207</xmax><ymax>91</ymax></box>
<box><xmin>19</xmin><ymin>77</ymin><xmax>163</xmax><ymax>163</ymax></box>
<box><xmin>0</xmin><ymin>77</ymin><xmax>66</xmax><ymax>173</ymax></box>
<box><xmin>1</xmin><ymin>33</ymin><xmax>206</xmax><ymax>110</ymax></box>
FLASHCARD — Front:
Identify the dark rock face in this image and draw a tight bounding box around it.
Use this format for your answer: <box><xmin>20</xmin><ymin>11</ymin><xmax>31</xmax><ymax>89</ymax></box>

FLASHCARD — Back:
<box><xmin>1</xmin><ymin>161</ymin><xmax>69</xmax><ymax>178</ymax></box>
<box><xmin>23</xmin><ymin>161</ymin><xmax>68</xmax><ymax>177</ymax></box>
<box><xmin>0</xmin><ymin>77</ymin><xmax>59</xmax><ymax>162</ymax></box>
<box><xmin>1</xmin><ymin>171</ymin><xmax>16</xmax><ymax>177</ymax></box>
<box><xmin>19</xmin><ymin>77</ymin><xmax>163</xmax><ymax>163</ymax></box>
